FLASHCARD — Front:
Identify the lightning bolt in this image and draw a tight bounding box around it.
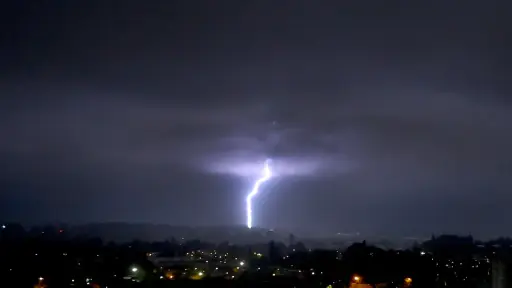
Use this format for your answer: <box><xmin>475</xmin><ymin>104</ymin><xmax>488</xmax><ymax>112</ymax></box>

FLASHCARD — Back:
<box><xmin>246</xmin><ymin>159</ymin><xmax>272</xmax><ymax>229</ymax></box>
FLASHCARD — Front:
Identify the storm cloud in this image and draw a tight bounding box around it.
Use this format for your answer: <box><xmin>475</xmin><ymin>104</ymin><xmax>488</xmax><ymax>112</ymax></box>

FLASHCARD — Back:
<box><xmin>1</xmin><ymin>0</ymin><xmax>511</xmax><ymax>238</ymax></box>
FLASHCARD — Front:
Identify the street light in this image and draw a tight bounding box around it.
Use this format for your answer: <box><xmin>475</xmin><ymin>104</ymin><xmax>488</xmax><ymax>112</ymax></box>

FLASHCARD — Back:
<box><xmin>353</xmin><ymin>275</ymin><xmax>362</xmax><ymax>283</ymax></box>
<box><xmin>405</xmin><ymin>277</ymin><xmax>413</xmax><ymax>286</ymax></box>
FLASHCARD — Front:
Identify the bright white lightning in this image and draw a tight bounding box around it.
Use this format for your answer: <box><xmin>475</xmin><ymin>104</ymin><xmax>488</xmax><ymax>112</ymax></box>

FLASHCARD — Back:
<box><xmin>246</xmin><ymin>159</ymin><xmax>272</xmax><ymax>229</ymax></box>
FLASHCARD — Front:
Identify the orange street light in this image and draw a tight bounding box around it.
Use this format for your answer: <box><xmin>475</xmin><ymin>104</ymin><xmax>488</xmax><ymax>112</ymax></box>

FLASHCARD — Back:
<box><xmin>353</xmin><ymin>275</ymin><xmax>362</xmax><ymax>283</ymax></box>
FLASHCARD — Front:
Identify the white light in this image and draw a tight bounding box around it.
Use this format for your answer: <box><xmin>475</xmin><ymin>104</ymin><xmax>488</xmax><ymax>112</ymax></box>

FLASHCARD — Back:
<box><xmin>240</xmin><ymin>261</ymin><xmax>245</xmax><ymax>266</ymax></box>
<box><xmin>131</xmin><ymin>267</ymin><xmax>138</xmax><ymax>272</ymax></box>
<box><xmin>198</xmin><ymin>272</ymin><xmax>203</xmax><ymax>276</ymax></box>
<box><xmin>39</xmin><ymin>277</ymin><xmax>44</xmax><ymax>281</ymax></box>
<box><xmin>1</xmin><ymin>225</ymin><xmax>5</xmax><ymax>229</ymax></box>
<box><xmin>420</xmin><ymin>251</ymin><xmax>426</xmax><ymax>255</ymax></box>
<box><xmin>246</xmin><ymin>159</ymin><xmax>272</xmax><ymax>228</ymax></box>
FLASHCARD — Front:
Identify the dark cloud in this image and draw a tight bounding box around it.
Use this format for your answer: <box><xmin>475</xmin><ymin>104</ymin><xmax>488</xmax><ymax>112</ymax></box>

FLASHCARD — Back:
<box><xmin>1</xmin><ymin>0</ymin><xmax>511</xmax><ymax>238</ymax></box>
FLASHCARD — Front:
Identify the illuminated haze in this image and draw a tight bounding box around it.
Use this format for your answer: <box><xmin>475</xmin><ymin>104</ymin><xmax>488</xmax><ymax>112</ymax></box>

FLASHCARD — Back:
<box><xmin>0</xmin><ymin>1</ymin><xmax>511</xmax><ymax>238</ymax></box>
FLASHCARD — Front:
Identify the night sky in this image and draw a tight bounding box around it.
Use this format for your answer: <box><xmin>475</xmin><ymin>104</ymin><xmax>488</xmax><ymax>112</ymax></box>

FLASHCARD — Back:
<box><xmin>1</xmin><ymin>1</ymin><xmax>511</xmax><ymax>238</ymax></box>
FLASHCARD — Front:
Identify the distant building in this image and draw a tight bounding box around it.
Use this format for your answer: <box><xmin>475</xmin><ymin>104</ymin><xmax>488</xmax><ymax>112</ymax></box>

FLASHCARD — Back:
<box><xmin>349</xmin><ymin>284</ymin><xmax>372</xmax><ymax>288</ymax></box>
<box><xmin>148</xmin><ymin>254</ymin><xmax>204</xmax><ymax>269</ymax></box>
<box><xmin>492</xmin><ymin>259</ymin><xmax>508</xmax><ymax>288</ymax></box>
<box><xmin>289</xmin><ymin>233</ymin><xmax>296</xmax><ymax>246</ymax></box>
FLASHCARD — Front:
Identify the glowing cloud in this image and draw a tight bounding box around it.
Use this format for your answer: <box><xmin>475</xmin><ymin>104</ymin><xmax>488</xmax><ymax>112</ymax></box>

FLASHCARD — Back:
<box><xmin>246</xmin><ymin>159</ymin><xmax>272</xmax><ymax>229</ymax></box>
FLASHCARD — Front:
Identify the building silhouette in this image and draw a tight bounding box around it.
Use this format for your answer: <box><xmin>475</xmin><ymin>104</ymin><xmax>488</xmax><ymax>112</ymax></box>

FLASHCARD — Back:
<box><xmin>492</xmin><ymin>259</ymin><xmax>508</xmax><ymax>288</ymax></box>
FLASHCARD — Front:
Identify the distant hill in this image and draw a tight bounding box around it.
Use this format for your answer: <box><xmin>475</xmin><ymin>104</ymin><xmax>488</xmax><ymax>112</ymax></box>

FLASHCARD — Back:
<box><xmin>64</xmin><ymin>223</ymin><xmax>291</xmax><ymax>244</ymax></box>
<box><xmin>11</xmin><ymin>222</ymin><xmax>421</xmax><ymax>249</ymax></box>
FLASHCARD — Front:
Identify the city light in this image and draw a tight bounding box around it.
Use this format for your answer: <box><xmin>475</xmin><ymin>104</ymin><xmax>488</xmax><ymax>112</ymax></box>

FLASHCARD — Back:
<box><xmin>246</xmin><ymin>159</ymin><xmax>272</xmax><ymax>229</ymax></box>
<box><xmin>165</xmin><ymin>271</ymin><xmax>174</xmax><ymax>279</ymax></box>
<box><xmin>353</xmin><ymin>275</ymin><xmax>361</xmax><ymax>283</ymax></box>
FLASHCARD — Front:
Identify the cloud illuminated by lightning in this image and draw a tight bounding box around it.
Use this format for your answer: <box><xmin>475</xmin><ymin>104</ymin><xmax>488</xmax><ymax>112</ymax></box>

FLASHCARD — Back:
<box><xmin>246</xmin><ymin>159</ymin><xmax>272</xmax><ymax>229</ymax></box>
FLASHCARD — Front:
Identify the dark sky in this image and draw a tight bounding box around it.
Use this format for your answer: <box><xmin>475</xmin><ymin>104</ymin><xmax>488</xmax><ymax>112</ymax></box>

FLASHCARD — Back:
<box><xmin>1</xmin><ymin>0</ymin><xmax>511</xmax><ymax>238</ymax></box>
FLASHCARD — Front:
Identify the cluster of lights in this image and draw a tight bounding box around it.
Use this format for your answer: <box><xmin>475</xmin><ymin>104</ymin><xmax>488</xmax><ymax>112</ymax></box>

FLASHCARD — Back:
<box><xmin>150</xmin><ymin>249</ymin><xmax>252</xmax><ymax>281</ymax></box>
<box><xmin>161</xmin><ymin>247</ymin><xmax>488</xmax><ymax>284</ymax></box>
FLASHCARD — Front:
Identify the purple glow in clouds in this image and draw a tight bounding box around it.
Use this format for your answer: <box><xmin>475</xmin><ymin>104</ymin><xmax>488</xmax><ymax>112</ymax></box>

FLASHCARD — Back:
<box><xmin>246</xmin><ymin>159</ymin><xmax>272</xmax><ymax>229</ymax></box>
